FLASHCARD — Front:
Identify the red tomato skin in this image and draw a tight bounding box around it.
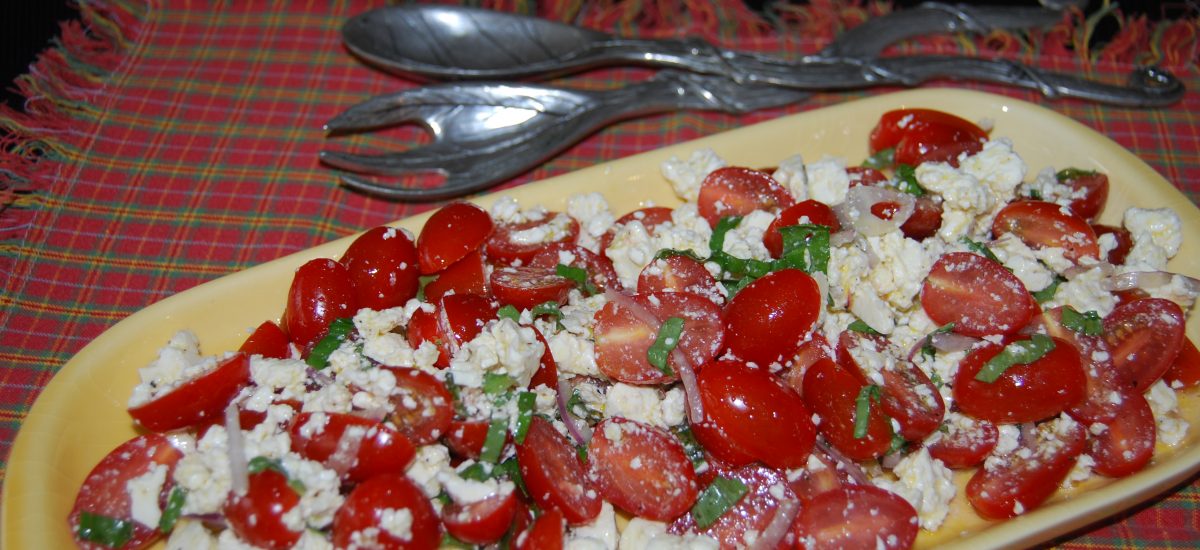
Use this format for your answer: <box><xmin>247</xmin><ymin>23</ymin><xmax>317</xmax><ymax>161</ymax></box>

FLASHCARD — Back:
<box><xmin>594</xmin><ymin>291</ymin><xmax>724</xmax><ymax>385</ymax></box>
<box><xmin>587</xmin><ymin>418</ymin><xmax>700</xmax><ymax>520</ymax></box>
<box><xmin>791</xmin><ymin>485</ymin><xmax>919</xmax><ymax>550</ymax></box>
<box><xmin>723</xmin><ymin>269</ymin><xmax>821</xmax><ymax>366</ymax></box>
<box><xmin>289</xmin><ymin>412</ymin><xmax>416</xmax><ymax>482</ymax></box>
<box><xmin>670</xmin><ymin>464</ymin><xmax>798</xmax><ymax>549</ymax></box>
<box><xmin>966</xmin><ymin>419</ymin><xmax>1087</xmax><ymax>519</ymax></box>
<box><xmin>224</xmin><ymin>470</ymin><xmax>302</xmax><ymax>550</ymax></box>
<box><xmin>417</xmin><ymin>201</ymin><xmax>493</xmax><ymax>274</ymax></box>
<box><xmin>927</xmin><ymin>416</ymin><xmax>999</xmax><ymax>469</ymax></box>
<box><xmin>128</xmin><ymin>353</ymin><xmax>252</xmax><ymax>432</ymax></box>
<box><xmin>846</xmin><ymin>166</ymin><xmax>888</xmax><ymax>186</ymax></box>
<box><xmin>516</xmin><ymin>416</ymin><xmax>602</xmax><ymax>526</ymax></box>
<box><xmin>1059</xmin><ymin>170</ymin><xmax>1109</xmax><ymax>221</ymax></box>
<box><xmin>442</xmin><ymin>489</ymin><xmax>519</xmax><ymax>545</ymax></box>
<box><xmin>900</xmin><ymin>195</ymin><xmax>944</xmax><ymax>241</ymax></box>
<box><xmin>801</xmin><ymin>358</ymin><xmax>893</xmax><ymax>461</ymax></box>
<box><xmin>991</xmin><ymin>200</ymin><xmax>1100</xmax><ymax>262</ymax></box>
<box><xmin>489</xmin><ymin>265</ymin><xmax>575</xmax><ymax>310</ymax></box>
<box><xmin>342</xmin><ymin>226</ymin><xmax>421</xmax><ymax>310</ymax></box>
<box><xmin>599</xmin><ymin>206</ymin><xmax>674</xmax><ymax>252</ymax></box>
<box><xmin>530</xmin><ymin>328</ymin><xmax>560</xmax><ymax>389</ymax></box>
<box><xmin>531</xmin><ymin>243</ymin><xmax>623</xmax><ymax>293</ymax></box>
<box><xmin>1039</xmin><ymin>307</ymin><xmax>1124</xmax><ymax>424</ymax></box>
<box><xmin>443</xmin><ymin>419</ymin><xmax>491</xmax><ymax>460</ymax></box>
<box><xmin>486</xmin><ymin>213</ymin><xmax>581</xmax><ymax>266</ymax></box>
<box><xmin>332</xmin><ymin>474</ymin><xmax>441</xmax><ymax>550</ymax></box>
<box><xmin>954</xmin><ymin>337</ymin><xmax>1086</xmax><ymax>424</ymax></box>
<box><xmin>869</xmin><ymin>108</ymin><xmax>987</xmax><ymax>167</ymax></box>
<box><xmin>1164</xmin><ymin>337</ymin><xmax>1200</xmax><ymax>389</ymax></box>
<box><xmin>697</xmin><ymin>166</ymin><xmax>795</xmax><ymax>227</ymax></box>
<box><xmin>786</xmin><ymin>446</ymin><xmax>851</xmax><ymax>503</ymax></box>
<box><xmin>282</xmin><ymin>258</ymin><xmax>359</xmax><ymax>354</ymax></box>
<box><xmin>921</xmin><ymin>251</ymin><xmax>1037</xmax><ymax>337</ymax></box>
<box><xmin>405</xmin><ymin>306</ymin><xmax>450</xmax><ymax>367</ymax></box>
<box><xmin>1104</xmin><ymin>298</ymin><xmax>1187</xmax><ymax>393</ymax></box>
<box><xmin>837</xmin><ymin>331</ymin><xmax>945</xmax><ymax>441</ymax></box>
<box><xmin>69</xmin><ymin>434</ymin><xmax>183</xmax><ymax>550</ymax></box>
<box><xmin>694</xmin><ymin>359</ymin><xmax>816</xmax><ymax>469</ymax></box>
<box><xmin>1089</xmin><ymin>391</ymin><xmax>1156</xmax><ymax>477</ymax></box>
<box><xmin>637</xmin><ymin>255</ymin><xmax>723</xmax><ymax>304</ymax></box>
<box><xmin>238</xmin><ymin>321</ymin><xmax>290</xmax><ymax>359</ymax></box>
<box><xmin>1091</xmin><ymin>224</ymin><xmax>1133</xmax><ymax>265</ymax></box>
<box><xmin>515</xmin><ymin>507</ymin><xmax>565</xmax><ymax>550</ymax></box>
<box><xmin>762</xmin><ymin>200</ymin><xmax>841</xmax><ymax>258</ymax></box>
<box><xmin>386</xmin><ymin>367</ymin><xmax>455</xmax><ymax>445</ymax></box>
<box><xmin>781</xmin><ymin>334</ymin><xmax>834</xmax><ymax>394</ymax></box>
<box><xmin>423</xmin><ymin>249</ymin><xmax>489</xmax><ymax>303</ymax></box>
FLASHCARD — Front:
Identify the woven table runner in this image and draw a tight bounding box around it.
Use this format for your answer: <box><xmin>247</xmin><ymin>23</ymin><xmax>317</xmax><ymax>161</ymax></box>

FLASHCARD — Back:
<box><xmin>1</xmin><ymin>0</ymin><xmax>1198</xmax><ymax>546</ymax></box>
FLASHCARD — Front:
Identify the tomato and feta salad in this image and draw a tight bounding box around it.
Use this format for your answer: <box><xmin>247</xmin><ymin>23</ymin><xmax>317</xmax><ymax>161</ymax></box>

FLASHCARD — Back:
<box><xmin>70</xmin><ymin>108</ymin><xmax>1200</xmax><ymax>549</ymax></box>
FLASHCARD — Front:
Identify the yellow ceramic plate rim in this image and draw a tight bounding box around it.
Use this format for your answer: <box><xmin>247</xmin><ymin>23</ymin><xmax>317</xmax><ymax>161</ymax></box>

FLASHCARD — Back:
<box><xmin>6</xmin><ymin>89</ymin><xmax>1200</xmax><ymax>549</ymax></box>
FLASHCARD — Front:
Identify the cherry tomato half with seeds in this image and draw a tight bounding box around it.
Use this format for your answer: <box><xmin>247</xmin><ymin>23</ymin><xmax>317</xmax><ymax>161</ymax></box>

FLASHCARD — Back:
<box><xmin>587</xmin><ymin>418</ymin><xmax>699</xmax><ymax>521</ymax></box>
<box><xmin>991</xmin><ymin>200</ymin><xmax>1100</xmax><ymax>262</ymax></box>
<box><xmin>282</xmin><ymin>258</ymin><xmax>359</xmax><ymax>354</ymax></box>
<box><xmin>1164</xmin><ymin>337</ymin><xmax>1200</xmax><ymax>389</ymax></box>
<box><xmin>697</xmin><ymin>166</ymin><xmax>794</xmax><ymax>228</ymax></box>
<box><xmin>791</xmin><ymin>484</ymin><xmax>919</xmax><ymax>550</ymax></box>
<box><xmin>801</xmin><ymin>358</ymin><xmax>893</xmax><ymax>461</ymax></box>
<box><xmin>921</xmin><ymin>251</ymin><xmax>1037</xmax><ymax>337</ymax></box>
<box><xmin>515</xmin><ymin>507</ymin><xmax>565</xmax><ymax>550</ymax></box>
<box><xmin>598</xmin><ymin>206</ymin><xmax>674</xmax><ymax>253</ymax></box>
<box><xmin>869</xmin><ymin>108</ymin><xmax>987</xmax><ymax>167</ymax></box>
<box><xmin>594</xmin><ymin>291</ymin><xmax>725</xmax><ymax>384</ymax></box>
<box><xmin>670</xmin><ymin>464</ymin><xmax>798</xmax><ymax>549</ymax></box>
<box><xmin>1039</xmin><ymin>306</ymin><xmax>1124</xmax><ymax>425</ymax></box>
<box><xmin>1058</xmin><ymin>169</ymin><xmax>1110</xmax><ymax>221</ymax></box>
<box><xmin>69</xmin><ymin>434</ymin><xmax>183</xmax><ymax>550</ymax></box>
<box><xmin>1104</xmin><ymin>297</ymin><xmax>1187</xmax><ymax>393</ymax></box>
<box><xmin>128</xmin><ymin>353</ymin><xmax>252</xmax><ymax>432</ymax></box>
<box><xmin>341</xmin><ymin>225</ymin><xmax>420</xmax><ymax>310</ymax></box>
<box><xmin>966</xmin><ymin>418</ymin><xmax>1087</xmax><ymax>519</ymax></box>
<box><xmin>224</xmin><ymin>469</ymin><xmax>302</xmax><ymax>550</ymax></box>
<box><xmin>723</xmin><ymin>268</ymin><xmax>821</xmax><ymax>366</ymax></box>
<box><xmin>238</xmin><ymin>320</ymin><xmax>290</xmax><ymax>359</ymax></box>
<box><xmin>954</xmin><ymin>337</ymin><xmax>1085</xmax><ymax>424</ymax></box>
<box><xmin>1091</xmin><ymin>224</ymin><xmax>1133</xmax><ymax>265</ymax></box>
<box><xmin>486</xmin><ymin>212</ymin><xmax>580</xmax><ymax>266</ymax></box>
<box><xmin>489</xmin><ymin>265</ymin><xmax>575</xmax><ymax>311</ymax></box>
<box><xmin>838</xmin><ymin>331</ymin><xmax>945</xmax><ymax>441</ymax></box>
<box><xmin>289</xmin><ymin>412</ymin><xmax>416</xmax><ymax>483</ymax></box>
<box><xmin>417</xmin><ymin>201</ymin><xmax>493</xmax><ymax>274</ymax></box>
<box><xmin>637</xmin><ymin>254</ymin><xmax>723</xmax><ymax>304</ymax></box>
<box><xmin>762</xmin><ymin>199</ymin><xmax>841</xmax><ymax>258</ymax></box>
<box><xmin>385</xmin><ymin>366</ymin><xmax>454</xmax><ymax>445</ymax></box>
<box><xmin>442</xmin><ymin>487</ymin><xmax>519</xmax><ymax>545</ymax></box>
<box><xmin>516</xmin><ymin>416</ymin><xmax>602</xmax><ymax>526</ymax></box>
<box><xmin>927</xmin><ymin>415</ymin><xmax>999</xmax><ymax>469</ymax></box>
<box><xmin>423</xmin><ymin>249</ymin><xmax>489</xmax><ymax>303</ymax></box>
<box><xmin>900</xmin><ymin>195</ymin><xmax>943</xmax><ymax>241</ymax></box>
<box><xmin>531</xmin><ymin>243</ymin><xmax>622</xmax><ymax>293</ymax></box>
<box><xmin>332</xmin><ymin>474</ymin><xmax>441</xmax><ymax>550</ymax></box>
<box><xmin>1089</xmin><ymin>390</ymin><xmax>1156</xmax><ymax>478</ymax></box>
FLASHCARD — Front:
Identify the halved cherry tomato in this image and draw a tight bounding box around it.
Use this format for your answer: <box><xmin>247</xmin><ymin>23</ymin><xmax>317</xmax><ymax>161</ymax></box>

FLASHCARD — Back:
<box><xmin>838</xmin><ymin>331</ymin><xmax>945</xmax><ymax>441</ymax></box>
<box><xmin>921</xmin><ymin>252</ymin><xmax>1037</xmax><ymax>337</ymax></box>
<box><xmin>802</xmin><ymin>358</ymin><xmax>893</xmax><ymax>460</ymax></box>
<box><xmin>516</xmin><ymin>416</ymin><xmax>601</xmax><ymax>526</ymax></box>
<box><xmin>846</xmin><ymin>166</ymin><xmax>888</xmax><ymax>187</ymax></box>
<box><xmin>781</xmin><ymin>334</ymin><xmax>834</xmax><ymax>394</ymax></box>
<box><xmin>724</xmin><ymin>268</ymin><xmax>822</xmax><ymax>366</ymax></box>
<box><xmin>423</xmin><ymin>249</ymin><xmax>489</xmax><ymax>303</ymax></box>
<box><xmin>697</xmin><ymin>166</ymin><xmax>794</xmax><ymax>227</ymax></box>
<box><xmin>587</xmin><ymin>418</ymin><xmax>699</xmax><ymax>520</ymax></box>
<box><xmin>954</xmin><ymin>337</ymin><xmax>1085</xmax><ymax>423</ymax></box>
<box><xmin>417</xmin><ymin>201</ymin><xmax>493</xmax><ymax>274</ymax></box>
<box><xmin>69</xmin><ymin>434</ymin><xmax>183</xmax><ymax>550</ymax></box>
<box><xmin>1104</xmin><ymin>298</ymin><xmax>1187</xmax><ymax>392</ymax></box>
<box><xmin>900</xmin><ymin>195</ymin><xmax>943</xmax><ymax>241</ymax></box>
<box><xmin>1089</xmin><ymin>390</ymin><xmax>1156</xmax><ymax>477</ymax></box>
<box><xmin>1091</xmin><ymin>224</ymin><xmax>1133</xmax><ymax>265</ymax></box>
<box><xmin>407</xmin><ymin>294</ymin><xmax>497</xmax><ymax>368</ymax></box>
<box><xmin>1164</xmin><ymin>337</ymin><xmax>1200</xmax><ymax>388</ymax></box>
<box><xmin>129</xmin><ymin>353</ymin><xmax>251</xmax><ymax>432</ymax></box>
<box><xmin>927</xmin><ymin>415</ymin><xmax>999</xmax><ymax>469</ymax></box>
<box><xmin>671</xmin><ymin>464</ymin><xmax>797</xmax><ymax>549</ymax></box>
<box><xmin>529</xmin><ymin>328</ymin><xmax>560</xmax><ymax>389</ymax></box>
<box><xmin>594</xmin><ymin>291</ymin><xmax>724</xmax><ymax>384</ymax></box>
<box><xmin>1058</xmin><ymin>169</ymin><xmax>1109</xmax><ymax>221</ymax></box>
<box><xmin>762</xmin><ymin>200</ymin><xmax>841</xmax><ymax>258</ymax></box>
<box><xmin>490</xmin><ymin>265</ymin><xmax>575</xmax><ymax>310</ymax></box>
<box><xmin>443</xmin><ymin>419</ymin><xmax>490</xmax><ymax>460</ymax></box>
<box><xmin>792</xmin><ymin>484</ymin><xmax>919</xmax><ymax>550</ymax></box>
<box><xmin>869</xmin><ymin>108</ymin><xmax>987</xmax><ymax>167</ymax></box>
<box><xmin>282</xmin><ymin>258</ymin><xmax>359</xmax><ymax>354</ymax></box>
<box><xmin>786</xmin><ymin>445</ymin><xmax>851</xmax><ymax>503</ymax></box>
<box><xmin>966</xmin><ymin>418</ymin><xmax>1087</xmax><ymax>519</ymax></box>
<box><xmin>332</xmin><ymin>474</ymin><xmax>441</xmax><ymax>550</ymax></box>
<box><xmin>238</xmin><ymin>320</ymin><xmax>290</xmax><ymax>359</ymax></box>
<box><xmin>442</xmin><ymin>488</ymin><xmax>519</xmax><ymax>545</ymax></box>
<box><xmin>289</xmin><ymin>412</ymin><xmax>416</xmax><ymax>483</ymax></box>
<box><xmin>636</xmin><ymin>255</ymin><xmax>723</xmax><ymax>304</ymax></box>
<box><xmin>406</xmin><ymin>306</ymin><xmax>449</xmax><ymax>367</ymax></box>
<box><xmin>693</xmin><ymin>359</ymin><xmax>816</xmax><ymax>468</ymax></box>
<box><xmin>531</xmin><ymin>243</ymin><xmax>622</xmax><ymax>293</ymax></box>
<box><xmin>486</xmin><ymin>212</ymin><xmax>580</xmax><ymax>266</ymax></box>
<box><xmin>515</xmin><ymin>508</ymin><xmax>565</xmax><ymax>550</ymax></box>
<box><xmin>341</xmin><ymin>226</ymin><xmax>420</xmax><ymax>310</ymax></box>
<box><xmin>1040</xmin><ymin>307</ymin><xmax>1124</xmax><ymax>424</ymax></box>
<box><xmin>224</xmin><ymin>469</ymin><xmax>302</xmax><ymax>550</ymax></box>
<box><xmin>598</xmin><ymin>206</ymin><xmax>674</xmax><ymax>252</ymax></box>
<box><xmin>386</xmin><ymin>366</ymin><xmax>454</xmax><ymax>445</ymax></box>
<box><xmin>992</xmin><ymin>200</ymin><xmax>1100</xmax><ymax>262</ymax></box>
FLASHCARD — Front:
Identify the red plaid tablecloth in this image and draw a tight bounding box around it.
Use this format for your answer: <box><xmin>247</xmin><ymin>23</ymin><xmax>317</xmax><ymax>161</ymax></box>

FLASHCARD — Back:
<box><xmin>1</xmin><ymin>0</ymin><xmax>1198</xmax><ymax>546</ymax></box>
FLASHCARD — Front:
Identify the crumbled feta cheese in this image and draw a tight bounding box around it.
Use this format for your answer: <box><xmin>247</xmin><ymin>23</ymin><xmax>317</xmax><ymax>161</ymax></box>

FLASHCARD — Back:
<box><xmin>126</xmin><ymin>463</ymin><xmax>169</xmax><ymax>527</ymax></box>
<box><xmin>1044</xmin><ymin>265</ymin><xmax>1118</xmax><ymax>318</ymax></box>
<box><xmin>990</xmin><ymin>233</ymin><xmax>1055</xmax><ymax>293</ymax></box>
<box><xmin>128</xmin><ymin>330</ymin><xmax>215</xmax><ymax>407</ymax></box>
<box><xmin>448</xmin><ymin>318</ymin><xmax>544</xmax><ymax>388</ymax></box>
<box><xmin>1123</xmin><ymin>207</ymin><xmax>1183</xmax><ymax>271</ymax></box>
<box><xmin>871</xmin><ymin>448</ymin><xmax>956</xmax><ymax>530</ymax></box>
<box><xmin>567</xmin><ymin>502</ymin><xmax>618</xmax><ymax>549</ymax></box>
<box><xmin>772</xmin><ymin>154</ymin><xmax>808</xmax><ymax>201</ymax></box>
<box><xmin>805</xmin><ymin>156</ymin><xmax>851</xmax><ymax>206</ymax></box>
<box><xmin>568</xmin><ymin>192</ymin><xmax>616</xmax><ymax>253</ymax></box>
<box><xmin>661</xmin><ymin>148</ymin><xmax>726</xmax><ymax>202</ymax></box>
<box><xmin>603</xmin><ymin>383</ymin><xmax>685</xmax><ymax>428</ymax></box>
<box><xmin>1146</xmin><ymin>379</ymin><xmax>1190</xmax><ymax>446</ymax></box>
<box><xmin>405</xmin><ymin>444</ymin><xmax>454</xmax><ymax>498</ymax></box>
<box><xmin>165</xmin><ymin>519</ymin><xmax>218</xmax><ymax>549</ymax></box>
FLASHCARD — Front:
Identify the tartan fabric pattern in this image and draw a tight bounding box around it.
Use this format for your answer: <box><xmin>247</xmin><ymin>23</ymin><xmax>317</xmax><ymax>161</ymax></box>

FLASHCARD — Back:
<box><xmin>0</xmin><ymin>0</ymin><xmax>1198</xmax><ymax>546</ymax></box>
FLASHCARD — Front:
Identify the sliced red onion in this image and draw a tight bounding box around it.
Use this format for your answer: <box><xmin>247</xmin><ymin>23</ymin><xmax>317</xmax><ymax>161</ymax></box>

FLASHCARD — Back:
<box><xmin>1063</xmin><ymin>262</ymin><xmax>1113</xmax><ymax>280</ymax></box>
<box><xmin>815</xmin><ymin>438</ymin><xmax>871</xmax><ymax>486</ymax></box>
<box><xmin>830</xmin><ymin>228</ymin><xmax>857</xmax><ymax>247</ymax></box>
<box><xmin>307</xmin><ymin>366</ymin><xmax>334</xmax><ymax>387</ymax></box>
<box><xmin>325</xmin><ymin>426</ymin><xmax>366</xmax><ymax>476</ymax></box>
<box><xmin>929</xmin><ymin>332</ymin><xmax>982</xmax><ymax>353</ymax></box>
<box><xmin>1105</xmin><ymin>270</ymin><xmax>1200</xmax><ymax>294</ymax></box>
<box><xmin>225</xmin><ymin>401</ymin><xmax>248</xmax><ymax>496</ymax></box>
<box><xmin>556</xmin><ymin>380</ymin><xmax>593</xmax><ymax>446</ymax></box>
<box><xmin>836</xmin><ymin>186</ymin><xmax>915</xmax><ymax>237</ymax></box>
<box><xmin>880</xmin><ymin>450</ymin><xmax>903</xmax><ymax>470</ymax></box>
<box><xmin>750</xmin><ymin>497</ymin><xmax>800</xmax><ymax>550</ymax></box>
<box><xmin>183</xmin><ymin>513</ymin><xmax>229</xmax><ymax>529</ymax></box>
<box><xmin>438</xmin><ymin>305</ymin><xmax>463</xmax><ymax>356</ymax></box>
<box><xmin>1018</xmin><ymin>422</ymin><xmax>1038</xmax><ymax>448</ymax></box>
<box><xmin>351</xmin><ymin>404</ymin><xmax>390</xmax><ymax>423</ymax></box>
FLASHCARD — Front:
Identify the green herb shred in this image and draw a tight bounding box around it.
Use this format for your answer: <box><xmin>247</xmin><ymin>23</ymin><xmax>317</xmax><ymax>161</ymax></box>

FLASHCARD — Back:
<box><xmin>556</xmin><ymin>263</ymin><xmax>597</xmax><ymax>295</ymax></box>
<box><xmin>158</xmin><ymin>487</ymin><xmax>187</xmax><ymax>533</ymax></box>
<box><xmin>1032</xmin><ymin>275</ymin><xmax>1066</xmax><ymax>303</ymax></box>
<box><xmin>514</xmin><ymin>391</ymin><xmax>537</xmax><ymax>444</ymax></box>
<box><xmin>1060</xmin><ymin>306</ymin><xmax>1103</xmax><ymax>336</ymax></box>
<box><xmin>497</xmin><ymin>304</ymin><xmax>521</xmax><ymax>322</ymax></box>
<box><xmin>647</xmin><ymin>317</ymin><xmax>685</xmax><ymax>376</ymax></box>
<box><xmin>480</xmin><ymin>417</ymin><xmax>509</xmax><ymax>464</ymax></box>
<box><xmin>77</xmin><ymin>512</ymin><xmax>134</xmax><ymax>548</ymax></box>
<box><xmin>893</xmin><ymin>164</ymin><xmax>926</xmax><ymax>196</ymax></box>
<box><xmin>306</xmin><ymin>317</ymin><xmax>356</xmax><ymax>369</ymax></box>
<box><xmin>848</xmin><ymin>319</ymin><xmax>882</xmax><ymax>336</ymax></box>
<box><xmin>975</xmin><ymin>334</ymin><xmax>1057</xmax><ymax>383</ymax></box>
<box><xmin>862</xmin><ymin>147</ymin><xmax>895</xmax><ymax>170</ymax></box>
<box><xmin>853</xmin><ymin>385</ymin><xmax>883</xmax><ymax>439</ymax></box>
<box><xmin>961</xmin><ymin>237</ymin><xmax>1002</xmax><ymax>264</ymax></box>
<box><xmin>691</xmin><ymin>476</ymin><xmax>750</xmax><ymax>529</ymax></box>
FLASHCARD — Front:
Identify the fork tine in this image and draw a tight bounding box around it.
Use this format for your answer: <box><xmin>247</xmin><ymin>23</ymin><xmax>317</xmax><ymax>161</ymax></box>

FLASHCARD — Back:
<box><xmin>338</xmin><ymin>165</ymin><xmax>503</xmax><ymax>201</ymax></box>
<box><xmin>319</xmin><ymin>149</ymin><xmax>448</xmax><ymax>175</ymax></box>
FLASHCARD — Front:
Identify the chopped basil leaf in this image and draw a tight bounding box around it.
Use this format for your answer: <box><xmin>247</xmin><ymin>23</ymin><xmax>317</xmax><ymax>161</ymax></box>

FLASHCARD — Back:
<box><xmin>961</xmin><ymin>237</ymin><xmax>1002</xmax><ymax>264</ymax></box>
<box><xmin>672</xmin><ymin>426</ymin><xmax>708</xmax><ymax>470</ymax></box>
<box><xmin>494</xmin><ymin>457</ymin><xmax>529</xmax><ymax>497</ymax></box>
<box><xmin>441</xmin><ymin>533</ymin><xmax>474</xmax><ymax>550</ymax></box>
<box><xmin>920</xmin><ymin>322</ymin><xmax>956</xmax><ymax>360</ymax></box>
<box><xmin>514</xmin><ymin>391</ymin><xmax>537</xmax><ymax>444</ymax></box>
<box><xmin>77</xmin><ymin>512</ymin><xmax>134</xmax><ymax>548</ymax></box>
<box><xmin>655</xmin><ymin>248</ymin><xmax>706</xmax><ymax>262</ymax></box>
<box><xmin>158</xmin><ymin>487</ymin><xmax>186</xmax><ymax>532</ymax></box>
<box><xmin>1056</xmin><ymin>167</ymin><xmax>1098</xmax><ymax>182</ymax></box>
<box><xmin>1027</xmin><ymin>188</ymin><xmax>1043</xmax><ymax>201</ymax></box>
<box><xmin>497</xmin><ymin>304</ymin><xmax>521</xmax><ymax>322</ymax></box>
<box><xmin>853</xmin><ymin>385</ymin><xmax>883</xmax><ymax>439</ymax></box>
<box><xmin>287</xmin><ymin>478</ymin><xmax>307</xmax><ymax>494</ymax></box>
<box><xmin>479</xmin><ymin>417</ymin><xmax>509</xmax><ymax>464</ymax></box>
<box><xmin>691</xmin><ymin>476</ymin><xmax>749</xmax><ymax>529</ymax></box>
<box><xmin>848</xmin><ymin>319</ymin><xmax>882</xmax><ymax>336</ymax></box>
<box><xmin>306</xmin><ymin>317</ymin><xmax>356</xmax><ymax>369</ymax></box>
<box><xmin>709</xmin><ymin>216</ymin><xmax>743</xmax><ymax>256</ymax></box>
<box><xmin>556</xmin><ymin>263</ymin><xmax>597</xmax><ymax>295</ymax></box>
<box><xmin>1032</xmin><ymin>275</ymin><xmax>1066</xmax><ymax>303</ymax></box>
<box><xmin>444</xmin><ymin>373</ymin><xmax>467</xmax><ymax>417</ymax></box>
<box><xmin>482</xmin><ymin>373</ymin><xmax>516</xmax><ymax>395</ymax></box>
<box><xmin>567</xmin><ymin>390</ymin><xmax>603</xmax><ymax>424</ymax></box>
<box><xmin>458</xmin><ymin>462</ymin><xmax>490</xmax><ymax>481</ymax></box>
<box><xmin>887</xmin><ymin>433</ymin><xmax>908</xmax><ymax>455</ymax></box>
<box><xmin>416</xmin><ymin>274</ymin><xmax>437</xmax><ymax>302</ymax></box>
<box><xmin>576</xmin><ymin>445</ymin><xmax>588</xmax><ymax>463</ymax></box>
<box><xmin>247</xmin><ymin>456</ymin><xmax>286</xmax><ymax>475</ymax></box>
<box><xmin>531</xmin><ymin>301</ymin><xmax>564</xmax><ymax>321</ymax></box>
<box><xmin>893</xmin><ymin>164</ymin><xmax>926</xmax><ymax>197</ymax></box>
<box><xmin>777</xmin><ymin>224</ymin><xmax>831</xmax><ymax>274</ymax></box>
<box><xmin>647</xmin><ymin>317</ymin><xmax>685</xmax><ymax>376</ymax></box>
<box><xmin>975</xmin><ymin>334</ymin><xmax>1057</xmax><ymax>383</ymax></box>
<box><xmin>1061</xmin><ymin>306</ymin><xmax>1103</xmax><ymax>336</ymax></box>
<box><xmin>863</xmin><ymin>147</ymin><xmax>895</xmax><ymax>170</ymax></box>
<box><xmin>929</xmin><ymin>372</ymin><xmax>944</xmax><ymax>388</ymax></box>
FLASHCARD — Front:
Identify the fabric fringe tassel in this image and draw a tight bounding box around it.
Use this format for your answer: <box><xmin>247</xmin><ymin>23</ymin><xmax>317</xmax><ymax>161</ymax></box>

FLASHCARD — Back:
<box><xmin>0</xmin><ymin>0</ymin><xmax>1195</xmax><ymax>246</ymax></box>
